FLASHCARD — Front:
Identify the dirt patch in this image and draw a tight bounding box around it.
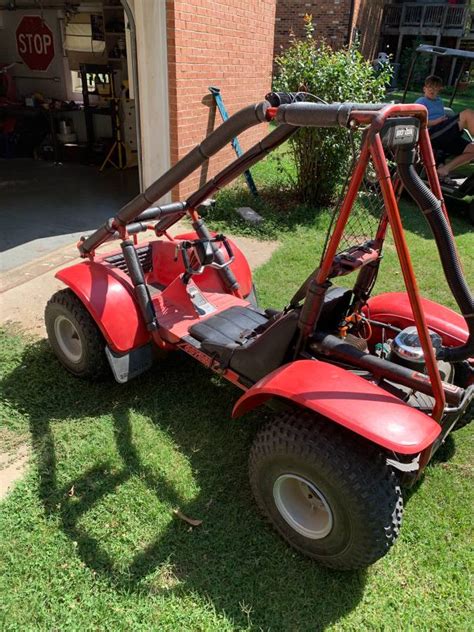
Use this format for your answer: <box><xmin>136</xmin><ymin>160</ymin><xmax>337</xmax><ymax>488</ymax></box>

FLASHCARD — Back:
<box><xmin>0</xmin><ymin>437</ymin><xmax>30</xmax><ymax>502</ymax></box>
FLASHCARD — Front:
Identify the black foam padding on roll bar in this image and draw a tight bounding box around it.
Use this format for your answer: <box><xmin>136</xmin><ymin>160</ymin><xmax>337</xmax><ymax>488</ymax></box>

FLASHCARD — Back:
<box><xmin>136</xmin><ymin>202</ymin><xmax>187</xmax><ymax>222</ymax></box>
<box><xmin>79</xmin><ymin>101</ymin><xmax>269</xmax><ymax>255</ymax></box>
<box><xmin>275</xmin><ymin>102</ymin><xmax>385</xmax><ymax>128</ymax></box>
<box><xmin>120</xmin><ymin>101</ymin><xmax>269</xmax><ymax>222</ymax></box>
<box><xmin>186</xmin><ymin>123</ymin><xmax>297</xmax><ymax>209</ymax></box>
<box><xmin>265</xmin><ymin>92</ymin><xmax>309</xmax><ymax>106</ymax></box>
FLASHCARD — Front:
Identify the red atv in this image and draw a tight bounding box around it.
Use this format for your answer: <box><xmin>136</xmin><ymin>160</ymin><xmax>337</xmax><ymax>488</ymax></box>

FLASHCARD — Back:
<box><xmin>45</xmin><ymin>95</ymin><xmax>473</xmax><ymax>570</ymax></box>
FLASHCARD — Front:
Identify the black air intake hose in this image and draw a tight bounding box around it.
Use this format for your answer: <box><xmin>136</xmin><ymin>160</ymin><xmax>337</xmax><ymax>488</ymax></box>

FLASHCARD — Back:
<box><xmin>396</xmin><ymin>148</ymin><xmax>474</xmax><ymax>362</ymax></box>
<box><xmin>265</xmin><ymin>92</ymin><xmax>309</xmax><ymax>106</ymax></box>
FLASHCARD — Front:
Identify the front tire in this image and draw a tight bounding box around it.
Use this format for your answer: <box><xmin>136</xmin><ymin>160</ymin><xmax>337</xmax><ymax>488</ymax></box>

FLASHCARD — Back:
<box><xmin>45</xmin><ymin>288</ymin><xmax>108</xmax><ymax>379</ymax></box>
<box><xmin>249</xmin><ymin>412</ymin><xmax>403</xmax><ymax>570</ymax></box>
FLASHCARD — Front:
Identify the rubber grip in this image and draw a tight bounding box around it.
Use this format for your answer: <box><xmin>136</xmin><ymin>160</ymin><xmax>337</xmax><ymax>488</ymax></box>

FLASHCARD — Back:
<box><xmin>275</xmin><ymin>102</ymin><xmax>385</xmax><ymax>128</ymax></box>
<box><xmin>265</xmin><ymin>92</ymin><xmax>308</xmax><ymax>106</ymax></box>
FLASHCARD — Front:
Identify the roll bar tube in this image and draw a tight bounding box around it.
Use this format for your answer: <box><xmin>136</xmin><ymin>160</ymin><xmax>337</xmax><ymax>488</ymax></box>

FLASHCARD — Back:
<box><xmin>186</xmin><ymin>123</ymin><xmax>297</xmax><ymax>209</ymax></box>
<box><xmin>79</xmin><ymin>101</ymin><xmax>271</xmax><ymax>255</ymax></box>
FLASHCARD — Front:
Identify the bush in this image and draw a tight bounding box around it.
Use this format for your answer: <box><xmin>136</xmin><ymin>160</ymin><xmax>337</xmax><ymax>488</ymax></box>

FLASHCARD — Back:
<box><xmin>274</xmin><ymin>17</ymin><xmax>391</xmax><ymax>205</ymax></box>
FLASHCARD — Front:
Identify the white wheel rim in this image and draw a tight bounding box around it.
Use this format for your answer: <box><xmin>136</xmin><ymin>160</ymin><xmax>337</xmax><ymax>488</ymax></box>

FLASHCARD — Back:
<box><xmin>54</xmin><ymin>315</ymin><xmax>83</xmax><ymax>364</ymax></box>
<box><xmin>273</xmin><ymin>474</ymin><xmax>333</xmax><ymax>539</ymax></box>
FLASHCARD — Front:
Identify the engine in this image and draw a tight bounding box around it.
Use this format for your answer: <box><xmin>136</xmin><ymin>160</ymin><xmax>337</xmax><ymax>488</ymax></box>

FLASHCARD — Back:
<box><xmin>386</xmin><ymin>326</ymin><xmax>454</xmax><ymax>410</ymax></box>
<box><xmin>389</xmin><ymin>326</ymin><xmax>453</xmax><ymax>381</ymax></box>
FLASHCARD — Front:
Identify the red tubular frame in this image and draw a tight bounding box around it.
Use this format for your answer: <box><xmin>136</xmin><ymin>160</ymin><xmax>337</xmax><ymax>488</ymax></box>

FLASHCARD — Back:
<box><xmin>312</xmin><ymin>104</ymin><xmax>446</xmax><ymax>422</ymax></box>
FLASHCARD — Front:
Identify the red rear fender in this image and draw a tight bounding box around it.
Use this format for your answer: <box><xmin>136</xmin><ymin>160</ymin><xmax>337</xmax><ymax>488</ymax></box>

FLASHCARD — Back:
<box><xmin>233</xmin><ymin>360</ymin><xmax>441</xmax><ymax>454</ymax></box>
<box><xmin>56</xmin><ymin>261</ymin><xmax>150</xmax><ymax>353</ymax></box>
<box><xmin>365</xmin><ymin>292</ymin><xmax>467</xmax><ymax>346</ymax></box>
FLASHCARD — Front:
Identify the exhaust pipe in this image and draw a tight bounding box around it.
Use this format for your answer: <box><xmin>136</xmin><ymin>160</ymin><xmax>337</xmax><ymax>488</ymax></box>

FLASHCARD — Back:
<box><xmin>396</xmin><ymin>148</ymin><xmax>474</xmax><ymax>363</ymax></box>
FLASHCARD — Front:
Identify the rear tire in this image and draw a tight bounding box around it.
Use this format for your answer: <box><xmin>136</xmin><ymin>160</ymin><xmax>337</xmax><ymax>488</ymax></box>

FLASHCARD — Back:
<box><xmin>249</xmin><ymin>412</ymin><xmax>403</xmax><ymax>570</ymax></box>
<box><xmin>45</xmin><ymin>288</ymin><xmax>108</xmax><ymax>379</ymax></box>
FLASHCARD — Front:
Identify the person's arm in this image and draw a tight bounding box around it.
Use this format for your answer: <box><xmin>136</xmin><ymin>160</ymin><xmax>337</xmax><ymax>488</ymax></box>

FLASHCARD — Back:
<box><xmin>427</xmin><ymin>114</ymin><xmax>448</xmax><ymax>128</ymax></box>
<box><xmin>428</xmin><ymin>97</ymin><xmax>450</xmax><ymax>127</ymax></box>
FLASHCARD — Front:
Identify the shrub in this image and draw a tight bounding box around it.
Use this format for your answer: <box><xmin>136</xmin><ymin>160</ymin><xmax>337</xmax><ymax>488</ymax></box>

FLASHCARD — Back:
<box><xmin>274</xmin><ymin>17</ymin><xmax>391</xmax><ymax>205</ymax></box>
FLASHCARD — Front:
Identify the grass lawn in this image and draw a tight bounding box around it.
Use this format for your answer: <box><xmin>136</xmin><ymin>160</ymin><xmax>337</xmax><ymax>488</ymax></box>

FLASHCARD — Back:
<box><xmin>1</xmin><ymin>135</ymin><xmax>473</xmax><ymax>630</ymax></box>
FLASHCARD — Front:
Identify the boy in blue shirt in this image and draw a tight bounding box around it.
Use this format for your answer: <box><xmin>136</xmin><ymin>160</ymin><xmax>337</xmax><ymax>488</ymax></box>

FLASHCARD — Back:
<box><xmin>415</xmin><ymin>75</ymin><xmax>473</xmax><ymax>179</ymax></box>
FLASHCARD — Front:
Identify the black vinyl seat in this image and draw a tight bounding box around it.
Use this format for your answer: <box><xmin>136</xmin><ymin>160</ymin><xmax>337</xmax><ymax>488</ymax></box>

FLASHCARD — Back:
<box><xmin>189</xmin><ymin>305</ymin><xmax>298</xmax><ymax>383</ymax></box>
<box><xmin>188</xmin><ymin>287</ymin><xmax>352</xmax><ymax>383</ymax></box>
<box><xmin>189</xmin><ymin>306</ymin><xmax>268</xmax><ymax>348</ymax></box>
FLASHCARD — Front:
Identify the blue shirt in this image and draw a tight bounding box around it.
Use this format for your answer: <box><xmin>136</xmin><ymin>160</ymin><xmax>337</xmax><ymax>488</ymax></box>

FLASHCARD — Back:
<box><xmin>415</xmin><ymin>96</ymin><xmax>445</xmax><ymax>121</ymax></box>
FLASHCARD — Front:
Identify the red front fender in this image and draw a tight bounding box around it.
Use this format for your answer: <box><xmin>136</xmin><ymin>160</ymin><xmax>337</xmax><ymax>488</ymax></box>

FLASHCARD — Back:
<box><xmin>56</xmin><ymin>261</ymin><xmax>150</xmax><ymax>353</ymax></box>
<box><xmin>232</xmin><ymin>360</ymin><xmax>441</xmax><ymax>454</ymax></box>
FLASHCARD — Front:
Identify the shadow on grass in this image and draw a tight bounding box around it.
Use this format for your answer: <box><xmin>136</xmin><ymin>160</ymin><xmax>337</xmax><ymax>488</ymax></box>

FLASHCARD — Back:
<box><xmin>4</xmin><ymin>339</ymin><xmax>368</xmax><ymax>631</ymax></box>
<box><xmin>398</xmin><ymin>196</ymin><xmax>473</xmax><ymax>239</ymax></box>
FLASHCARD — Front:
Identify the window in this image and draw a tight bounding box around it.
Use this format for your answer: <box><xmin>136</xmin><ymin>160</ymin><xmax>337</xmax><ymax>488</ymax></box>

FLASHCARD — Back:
<box><xmin>64</xmin><ymin>14</ymin><xmax>105</xmax><ymax>54</ymax></box>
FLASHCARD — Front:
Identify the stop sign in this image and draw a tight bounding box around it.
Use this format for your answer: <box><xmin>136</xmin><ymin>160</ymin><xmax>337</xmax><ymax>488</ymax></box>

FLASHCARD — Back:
<box><xmin>16</xmin><ymin>16</ymin><xmax>55</xmax><ymax>72</ymax></box>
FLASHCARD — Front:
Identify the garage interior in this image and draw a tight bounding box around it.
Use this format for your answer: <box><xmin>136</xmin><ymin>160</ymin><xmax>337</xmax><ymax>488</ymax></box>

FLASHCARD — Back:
<box><xmin>0</xmin><ymin>0</ymin><xmax>140</xmax><ymax>271</ymax></box>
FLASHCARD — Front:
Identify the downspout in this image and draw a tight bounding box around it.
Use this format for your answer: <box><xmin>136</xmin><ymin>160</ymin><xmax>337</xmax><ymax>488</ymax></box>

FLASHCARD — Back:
<box><xmin>346</xmin><ymin>0</ymin><xmax>356</xmax><ymax>46</ymax></box>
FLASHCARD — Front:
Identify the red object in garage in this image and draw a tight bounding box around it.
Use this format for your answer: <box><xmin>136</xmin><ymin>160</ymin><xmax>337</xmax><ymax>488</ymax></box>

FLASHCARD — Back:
<box><xmin>16</xmin><ymin>16</ymin><xmax>54</xmax><ymax>72</ymax></box>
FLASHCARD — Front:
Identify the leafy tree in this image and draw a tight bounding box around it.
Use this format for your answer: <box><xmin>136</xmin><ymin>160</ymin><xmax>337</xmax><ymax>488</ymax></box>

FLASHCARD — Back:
<box><xmin>274</xmin><ymin>16</ymin><xmax>391</xmax><ymax>205</ymax></box>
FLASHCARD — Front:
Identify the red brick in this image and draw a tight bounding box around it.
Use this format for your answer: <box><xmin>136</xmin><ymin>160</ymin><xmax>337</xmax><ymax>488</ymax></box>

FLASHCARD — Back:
<box><xmin>167</xmin><ymin>0</ymin><xmax>276</xmax><ymax>199</ymax></box>
<box><xmin>273</xmin><ymin>0</ymin><xmax>388</xmax><ymax>74</ymax></box>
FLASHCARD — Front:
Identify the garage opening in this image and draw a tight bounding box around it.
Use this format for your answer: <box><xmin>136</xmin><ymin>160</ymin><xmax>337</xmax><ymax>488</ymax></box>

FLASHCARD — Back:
<box><xmin>0</xmin><ymin>0</ymin><xmax>141</xmax><ymax>271</ymax></box>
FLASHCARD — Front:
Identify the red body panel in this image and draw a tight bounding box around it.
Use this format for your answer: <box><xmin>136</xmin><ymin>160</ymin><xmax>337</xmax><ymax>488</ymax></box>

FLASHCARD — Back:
<box><xmin>56</xmin><ymin>261</ymin><xmax>150</xmax><ymax>353</ymax></box>
<box><xmin>365</xmin><ymin>292</ymin><xmax>468</xmax><ymax>346</ymax></box>
<box><xmin>232</xmin><ymin>360</ymin><xmax>441</xmax><ymax>454</ymax></box>
<box><xmin>149</xmin><ymin>233</ymin><xmax>253</xmax><ymax>297</ymax></box>
<box><xmin>56</xmin><ymin>233</ymin><xmax>253</xmax><ymax>353</ymax></box>
<box><xmin>153</xmin><ymin>277</ymin><xmax>251</xmax><ymax>342</ymax></box>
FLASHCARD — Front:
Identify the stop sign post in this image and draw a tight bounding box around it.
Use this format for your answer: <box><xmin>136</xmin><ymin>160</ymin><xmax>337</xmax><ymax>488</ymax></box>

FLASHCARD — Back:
<box><xmin>16</xmin><ymin>16</ymin><xmax>55</xmax><ymax>72</ymax></box>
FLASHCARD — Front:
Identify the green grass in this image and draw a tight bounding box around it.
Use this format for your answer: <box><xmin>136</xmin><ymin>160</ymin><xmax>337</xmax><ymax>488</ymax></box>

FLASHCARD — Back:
<box><xmin>1</xmin><ymin>144</ymin><xmax>474</xmax><ymax>630</ymax></box>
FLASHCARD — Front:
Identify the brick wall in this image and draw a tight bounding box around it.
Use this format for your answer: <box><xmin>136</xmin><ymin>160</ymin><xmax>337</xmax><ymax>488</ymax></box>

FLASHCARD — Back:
<box><xmin>274</xmin><ymin>0</ymin><xmax>352</xmax><ymax>63</ymax></box>
<box><xmin>166</xmin><ymin>0</ymin><xmax>276</xmax><ymax>200</ymax></box>
<box><xmin>274</xmin><ymin>1</ymin><xmax>388</xmax><ymax>73</ymax></box>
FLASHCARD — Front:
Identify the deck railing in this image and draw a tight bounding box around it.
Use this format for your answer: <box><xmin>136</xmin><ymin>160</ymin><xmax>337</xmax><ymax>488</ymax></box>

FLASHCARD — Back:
<box><xmin>382</xmin><ymin>3</ymin><xmax>469</xmax><ymax>31</ymax></box>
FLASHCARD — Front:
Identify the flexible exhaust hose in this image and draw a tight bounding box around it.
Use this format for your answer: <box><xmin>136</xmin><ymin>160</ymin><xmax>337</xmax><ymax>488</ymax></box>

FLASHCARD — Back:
<box><xmin>396</xmin><ymin>148</ymin><xmax>474</xmax><ymax>362</ymax></box>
